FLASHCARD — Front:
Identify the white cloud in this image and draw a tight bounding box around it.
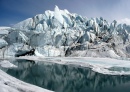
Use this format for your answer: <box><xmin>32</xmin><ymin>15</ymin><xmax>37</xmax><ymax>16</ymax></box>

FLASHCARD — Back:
<box><xmin>117</xmin><ymin>18</ymin><xmax>130</xmax><ymax>25</ymax></box>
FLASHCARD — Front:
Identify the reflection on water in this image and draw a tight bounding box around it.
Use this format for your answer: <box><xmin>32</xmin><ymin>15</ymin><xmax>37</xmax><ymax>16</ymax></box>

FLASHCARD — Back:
<box><xmin>6</xmin><ymin>59</ymin><xmax>130</xmax><ymax>92</ymax></box>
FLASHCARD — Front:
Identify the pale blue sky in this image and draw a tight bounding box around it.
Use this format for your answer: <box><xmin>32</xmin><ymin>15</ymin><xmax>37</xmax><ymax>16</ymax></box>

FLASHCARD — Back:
<box><xmin>0</xmin><ymin>0</ymin><xmax>130</xmax><ymax>26</ymax></box>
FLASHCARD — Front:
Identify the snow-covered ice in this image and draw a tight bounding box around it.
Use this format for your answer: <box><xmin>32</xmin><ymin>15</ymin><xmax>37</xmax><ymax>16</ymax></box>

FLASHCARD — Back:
<box><xmin>0</xmin><ymin>60</ymin><xmax>17</xmax><ymax>68</ymax></box>
<box><xmin>17</xmin><ymin>56</ymin><xmax>130</xmax><ymax>75</ymax></box>
<box><xmin>0</xmin><ymin>69</ymin><xmax>53</xmax><ymax>92</ymax></box>
<box><xmin>0</xmin><ymin>59</ymin><xmax>53</xmax><ymax>92</ymax></box>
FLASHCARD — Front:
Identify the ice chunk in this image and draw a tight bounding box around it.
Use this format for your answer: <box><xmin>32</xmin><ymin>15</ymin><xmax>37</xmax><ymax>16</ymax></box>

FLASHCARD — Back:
<box><xmin>35</xmin><ymin>46</ymin><xmax>62</xmax><ymax>57</ymax></box>
<box><xmin>43</xmin><ymin>21</ymin><xmax>48</xmax><ymax>30</ymax></box>
<box><xmin>45</xmin><ymin>10</ymin><xmax>54</xmax><ymax>19</ymax></box>
<box><xmin>0</xmin><ymin>60</ymin><xmax>17</xmax><ymax>68</ymax></box>
<box><xmin>54</xmin><ymin>5</ymin><xmax>64</xmax><ymax>24</ymax></box>
<box><xmin>36</xmin><ymin>24</ymin><xmax>43</xmax><ymax>32</ymax></box>
<box><xmin>0</xmin><ymin>27</ymin><xmax>10</xmax><ymax>34</ymax></box>
<box><xmin>14</xmin><ymin>18</ymin><xmax>33</xmax><ymax>30</ymax></box>
<box><xmin>0</xmin><ymin>39</ymin><xmax>8</xmax><ymax>48</ymax></box>
<box><xmin>107</xmin><ymin>50</ymin><xmax>120</xmax><ymax>58</ymax></box>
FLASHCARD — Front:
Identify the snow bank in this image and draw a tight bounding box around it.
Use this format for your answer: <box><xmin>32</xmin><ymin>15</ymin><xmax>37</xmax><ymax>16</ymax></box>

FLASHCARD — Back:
<box><xmin>0</xmin><ymin>69</ymin><xmax>53</xmax><ymax>92</ymax></box>
<box><xmin>0</xmin><ymin>60</ymin><xmax>17</xmax><ymax>68</ymax></box>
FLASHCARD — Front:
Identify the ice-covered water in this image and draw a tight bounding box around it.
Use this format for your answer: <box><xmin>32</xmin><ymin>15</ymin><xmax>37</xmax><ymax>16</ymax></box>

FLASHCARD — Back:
<box><xmin>4</xmin><ymin>59</ymin><xmax>130</xmax><ymax>92</ymax></box>
<box><xmin>16</xmin><ymin>56</ymin><xmax>130</xmax><ymax>75</ymax></box>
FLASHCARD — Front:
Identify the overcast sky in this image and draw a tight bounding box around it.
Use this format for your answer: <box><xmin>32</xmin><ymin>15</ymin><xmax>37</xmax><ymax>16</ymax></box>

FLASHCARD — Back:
<box><xmin>0</xmin><ymin>0</ymin><xmax>130</xmax><ymax>26</ymax></box>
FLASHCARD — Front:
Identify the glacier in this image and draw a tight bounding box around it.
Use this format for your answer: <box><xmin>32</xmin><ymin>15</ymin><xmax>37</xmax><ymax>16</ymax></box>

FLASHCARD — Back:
<box><xmin>0</xmin><ymin>6</ymin><xmax>130</xmax><ymax>75</ymax></box>
<box><xmin>0</xmin><ymin>6</ymin><xmax>130</xmax><ymax>58</ymax></box>
<box><xmin>1</xmin><ymin>6</ymin><xmax>130</xmax><ymax>92</ymax></box>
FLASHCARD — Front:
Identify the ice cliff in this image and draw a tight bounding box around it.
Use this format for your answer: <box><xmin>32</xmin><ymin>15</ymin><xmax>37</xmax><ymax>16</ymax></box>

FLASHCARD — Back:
<box><xmin>0</xmin><ymin>6</ymin><xmax>130</xmax><ymax>58</ymax></box>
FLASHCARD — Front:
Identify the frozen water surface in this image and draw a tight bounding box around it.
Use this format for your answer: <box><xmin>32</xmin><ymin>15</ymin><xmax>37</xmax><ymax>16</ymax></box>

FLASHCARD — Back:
<box><xmin>2</xmin><ymin>57</ymin><xmax>130</xmax><ymax>92</ymax></box>
<box><xmin>17</xmin><ymin>56</ymin><xmax>130</xmax><ymax>75</ymax></box>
